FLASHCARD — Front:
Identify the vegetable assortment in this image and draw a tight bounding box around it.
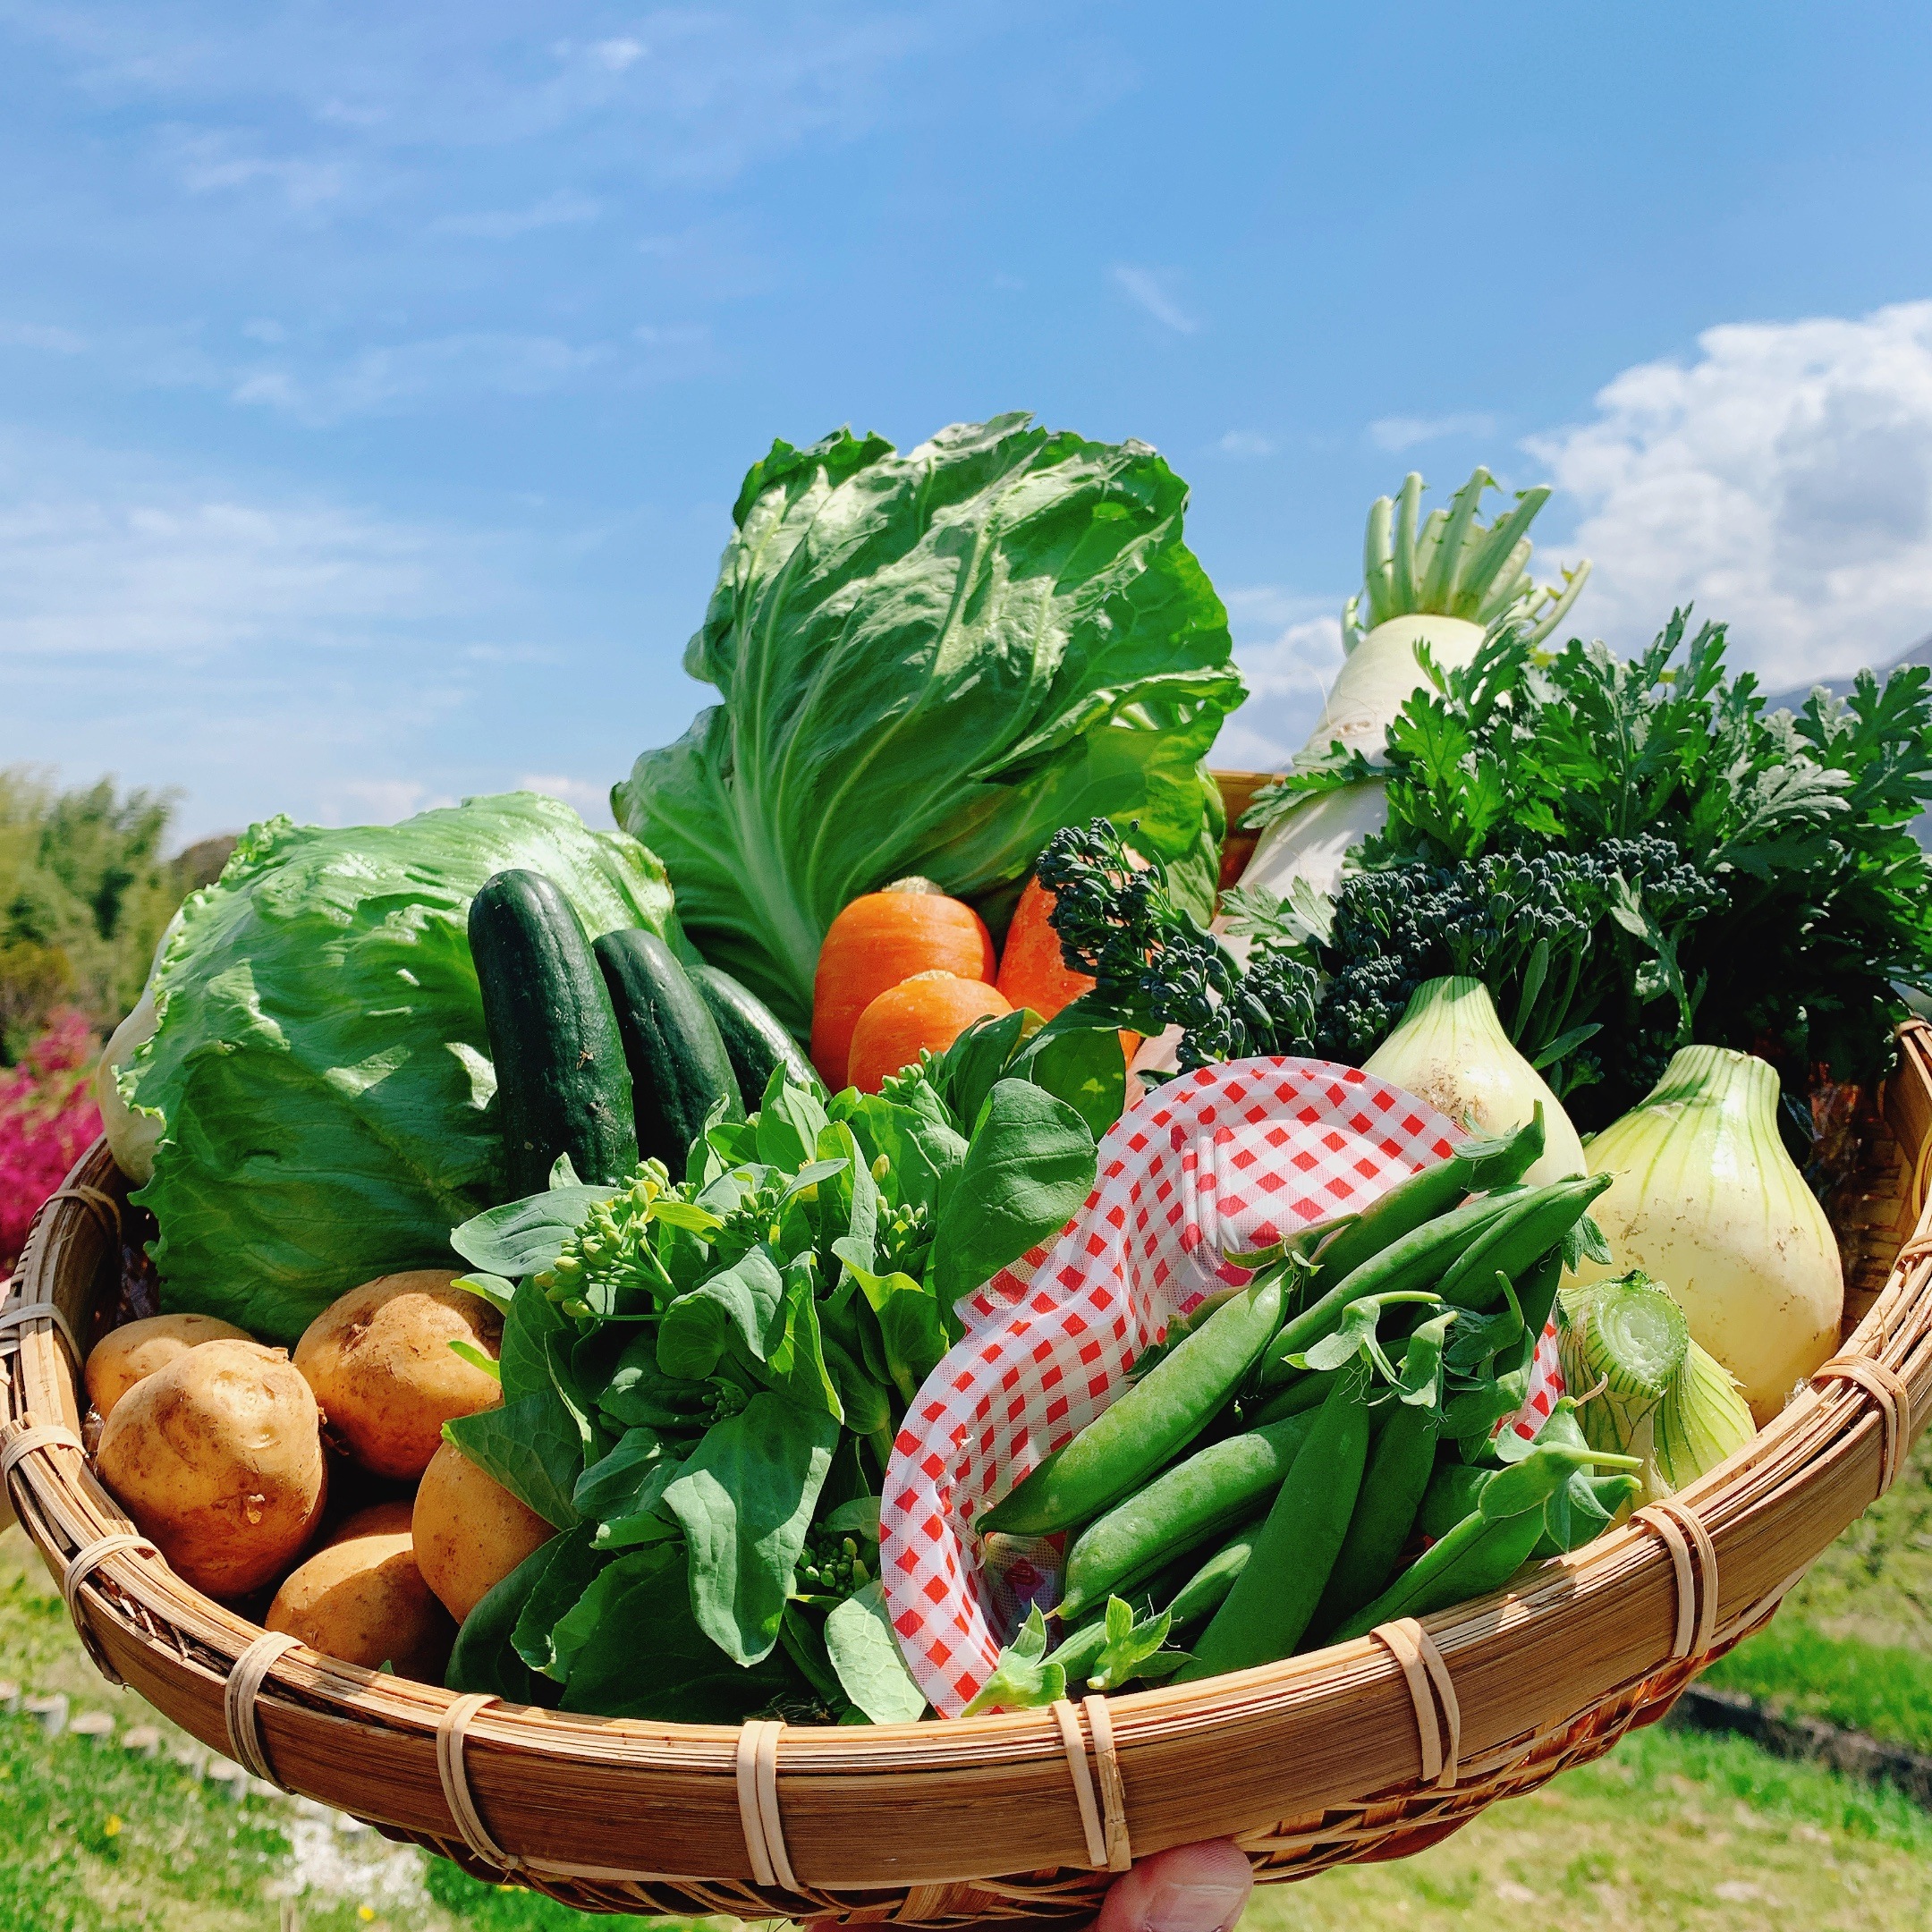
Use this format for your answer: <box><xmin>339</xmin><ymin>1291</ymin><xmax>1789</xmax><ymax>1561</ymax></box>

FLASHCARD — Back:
<box><xmin>87</xmin><ymin>427</ymin><xmax>1922</xmax><ymax>1736</ymax></box>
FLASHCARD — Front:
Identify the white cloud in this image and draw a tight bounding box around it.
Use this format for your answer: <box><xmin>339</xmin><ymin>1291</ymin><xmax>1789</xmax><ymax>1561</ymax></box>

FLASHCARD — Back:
<box><xmin>1370</xmin><ymin>411</ymin><xmax>1497</xmax><ymax>453</ymax></box>
<box><xmin>1211</xmin><ymin>592</ymin><xmax>1346</xmax><ymax>772</ymax></box>
<box><xmin>0</xmin><ymin>425</ymin><xmax>518</xmax><ymax>837</ymax></box>
<box><xmin>1216</xmin><ymin>430</ymin><xmax>1275</xmax><ymax>459</ymax></box>
<box><xmin>518</xmin><ymin>772</ymin><xmax>614</xmax><ymax>826</ymax></box>
<box><xmin>1529</xmin><ymin>301</ymin><xmax>1932</xmax><ymax>682</ymax></box>
<box><xmin>157</xmin><ymin>124</ymin><xmax>348</xmax><ymax>208</ymax></box>
<box><xmin>0</xmin><ymin>320</ymin><xmax>87</xmax><ymax>353</ymax></box>
<box><xmin>1112</xmin><ymin>265</ymin><xmax>1196</xmax><ymax>335</ymax></box>
<box><xmin>590</xmin><ymin>38</ymin><xmax>648</xmax><ymax>74</ymax></box>
<box><xmin>231</xmin><ymin>331</ymin><xmax>614</xmax><ymax>423</ymax></box>
<box><xmin>435</xmin><ymin>191</ymin><xmax>601</xmax><ymax>241</ymax></box>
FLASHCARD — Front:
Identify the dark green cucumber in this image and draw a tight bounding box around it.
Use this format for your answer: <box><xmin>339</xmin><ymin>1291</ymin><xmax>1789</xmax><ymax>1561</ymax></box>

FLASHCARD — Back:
<box><xmin>691</xmin><ymin>963</ymin><xmax>822</xmax><ymax>1106</ymax></box>
<box><xmin>470</xmin><ymin>869</ymin><xmax>638</xmax><ymax>1196</ymax></box>
<box><xmin>593</xmin><ymin>930</ymin><xmax>742</xmax><ymax>1174</ymax></box>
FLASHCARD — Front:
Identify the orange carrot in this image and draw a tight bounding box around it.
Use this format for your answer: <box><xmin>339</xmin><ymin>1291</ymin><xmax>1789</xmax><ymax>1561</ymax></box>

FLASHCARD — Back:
<box><xmin>846</xmin><ymin>972</ymin><xmax>1012</xmax><ymax>1095</ymax></box>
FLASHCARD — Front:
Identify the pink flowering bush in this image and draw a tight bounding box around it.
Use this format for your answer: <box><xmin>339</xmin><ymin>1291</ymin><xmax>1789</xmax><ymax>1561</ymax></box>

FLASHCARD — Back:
<box><xmin>1</xmin><ymin>1009</ymin><xmax>103</xmax><ymax>1274</ymax></box>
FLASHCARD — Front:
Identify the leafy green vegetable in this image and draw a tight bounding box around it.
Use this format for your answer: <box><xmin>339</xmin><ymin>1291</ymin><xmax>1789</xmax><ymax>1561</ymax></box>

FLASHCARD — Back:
<box><xmin>1254</xmin><ymin>614</ymin><xmax>1932</xmax><ymax>1126</ymax></box>
<box><xmin>443</xmin><ymin>1394</ymin><xmax>584</xmax><ymax>1530</ymax></box>
<box><xmin>662</xmin><ymin>1394</ymin><xmax>841</xmax><ymax>1666</ymax></box>
<box><xmin>614</xmin><ymin>414</ymin><xmax>1245</xmax><ymax>1030</ymax></box>
<box><xmin>126</xmin><ymin>792</ymin><xmax>681</xmax><ymax>1339</ymax></box>
<box><xmin>824</xmin><ymin>1580</ymin><xmax>928</xmax><ymax>1723</ymax></box>
<box><xmin>931</xmin><ymin>1079</ymin><xmax>1096</xmax><ymax>1305</ymax></box>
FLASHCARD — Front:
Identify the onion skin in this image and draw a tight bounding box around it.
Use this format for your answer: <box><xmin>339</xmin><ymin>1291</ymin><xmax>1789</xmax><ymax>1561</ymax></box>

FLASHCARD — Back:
<box><xmin>1361</xmin><ymin>977</ymin><xmax>1586</xmax><ymax>1186</ymax></box>
<box><xmin>1568</xmin><ymin>1046</ymin><xmax>1841</xmax><ymax>1426</ymax></box>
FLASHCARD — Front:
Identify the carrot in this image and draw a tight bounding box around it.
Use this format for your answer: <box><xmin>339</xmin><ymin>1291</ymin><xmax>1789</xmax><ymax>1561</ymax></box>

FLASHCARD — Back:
<box><xmin>995</xmin><ymin>874</ymin><xmax>1140</xmax><ymax>1062</ymax></box>
<box><xmin>846</xmin><ymin>972</ymin><xmax>1012</xmax><ymax>1095</ymax></box>
<box><xmin>810</xmin><ymin>879</ymin><xmax>994</xmax><ymax>1087</ymax></box>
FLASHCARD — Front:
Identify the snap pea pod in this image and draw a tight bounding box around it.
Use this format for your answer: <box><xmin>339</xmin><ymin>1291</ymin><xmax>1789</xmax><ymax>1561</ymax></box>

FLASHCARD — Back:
<box><xmin>1258</xmin><ymin>1188</ymin><xmax>1528</xmax><ymax>1389</ymax></box>
<box><xmin>1247</xmin><ymin>1366</ymin><xmax>1337</xmax><ymax>1427</ymax></box>
<box><xmin>1331</xmin><ymin>1439</ymin><xmax>1641</xmax><ymax>1643</ymax></box>
<box><xmin>1178</xmin><ymin>1362</ymin><xmax>1371</xmax><ymax>1681</ymax></box>
<box><xmin>1435</xmin><ymin>1174</ymin><xmax>1611</xmax><ymax>1309</ymax></box>
<box><xmin>1309</xmin><ymin>1106</ymin><xmax>1547</xmax><ymax>1286</ymax></box>
<box><xmin>1418</xmin><ymin>1461</ymin><xmax>1491</xmax><ymax>1541</ymax></box>
<box><xmin>1045</xmin><ymin>1614</ymin><xmax>1113</xmax><ymax>1686</ymax></box>
<box><xmin>1058</xmin><ymin>1410</ymin><xmax>1317</xmax><ymax>1621</ymax></box>
<box><xmin>1308</xmin><ymin>1355</ymin><xmax>1450</xmax><ymax>1640</ymax></box>
<box><xmin>1164</xmin><ymin>1523</ymin><xmax>1261</xmax><ymax>1630</ymax></box>
<box><xmin>1512</xmin><ymin>1250</ymin><xmax>1565</xmax><ymax>1356</ymax></box>
<box><xmin>982</xmin><ymin>1272</ymin><xmax>1286</xmax><ymax>1536</ymax></box>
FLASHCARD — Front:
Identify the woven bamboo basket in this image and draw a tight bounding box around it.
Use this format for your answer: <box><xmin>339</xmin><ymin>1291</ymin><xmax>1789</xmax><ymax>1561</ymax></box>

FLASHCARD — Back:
<box><xmin>3</xmin><ymin>811</ymin><xmax>1928</xmax><ymax>1924</ymax></box>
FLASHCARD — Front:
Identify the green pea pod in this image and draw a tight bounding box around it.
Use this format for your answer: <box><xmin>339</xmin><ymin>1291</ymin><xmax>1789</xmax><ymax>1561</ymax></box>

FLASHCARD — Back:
<box><xmin>1163</xmin><ymin>1525</ymin><xmax>1260</xmax><ymax>1630</ymax></box>
<box><xmin>1058</xmin><ymin>1411</ymin><xmax>1317</xmax><ymax>1621</ymax></box>
<box><xmin>1178</xmin><ymin>1362</ymin><xmax>1371</xmax><ymax>1681</ymax></box>
<box><xmin>1258</xmin><ymin>1189</ymin><xmax>1529</xmax><ymax>1389</ymax></box>
<box><xmin>1436</xmin><ymin>1175</ymin><xmax>1612</xmax><ymax>1309</ymax></box>
<box><xmin>982</xmin><ymin>1272</ymin><xmax>1286</xmax><ymax>1537</ymax></box>
<box><xmin>1309</xmin><ymin>1107</ymin><xmax>1547</xmax><ymax>1285</ymax></box>
<box><xmin>1512</xmin><ymin>1250</ymin><xmax>1564</xmax><ymax>1358</ymax></box>
<box><xmin>1418</xmin><ymin>1461</ymin><xmax>1491</xmax><ymax>1541</ymax></box>
<box><xmin>1247</xmin><ymin>1367</ymin><xmax>1338</xmax><ymax>1427</ymax></box>
<box><xmin>1330</xmin><ymin>1436</ymin><xmax>1642</xmax><ymax>1643</ymax></box>
<box><xmin>1329</xmin><ymin>1503</ymin><xmax>1547</xmax><ymax>1643</ymax></box>
<box><xmin>1308</xmin><ymin>1394</ymin><xmax>1441</xmax><ymax>1640</ymax></box>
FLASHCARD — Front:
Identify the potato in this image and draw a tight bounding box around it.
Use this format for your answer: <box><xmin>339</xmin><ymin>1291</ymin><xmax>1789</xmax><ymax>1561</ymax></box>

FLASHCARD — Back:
<box><xmin>413</xmin><ymin>1436</ymin><xmax>554</xmax><ymax>1623</ymax></box>
<box><xmin>97</xmin><ymin>1340</ymin><xmax>326</xmax><ymax>1598</ymax></box>
<box><xmin>85</xmin><ymin>1313</ymin><xmax>253</xmax><ymax>1422</ymax></box>
<box><xmin>266</xmin><ymin>1501</ymin><xmax>454</xmax><ymax>1681</ymax></box>
<box><xmin>293</xmin><ymin>1271</ymin><xmax>502</xmax><ymax>1480</ymax></box>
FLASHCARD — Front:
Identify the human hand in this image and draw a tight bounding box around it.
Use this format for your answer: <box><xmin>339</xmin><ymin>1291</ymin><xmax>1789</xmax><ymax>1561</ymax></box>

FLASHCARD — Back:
<box><xmin>1093</xmin><ymin>1838</ymin><xmax>1252</xmax><ymax>1932</ymax></box>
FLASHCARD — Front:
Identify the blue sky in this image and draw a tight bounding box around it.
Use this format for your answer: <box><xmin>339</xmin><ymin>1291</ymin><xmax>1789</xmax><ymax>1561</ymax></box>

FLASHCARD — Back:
<box><xmin>6</xmin><ymin>2</ymin><xmax>1932</xmax><ymax>841</ymax></box>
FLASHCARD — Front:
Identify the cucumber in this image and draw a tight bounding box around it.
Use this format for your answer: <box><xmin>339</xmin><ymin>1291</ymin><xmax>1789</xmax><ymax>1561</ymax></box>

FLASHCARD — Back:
<box><xmin>691</xmin><ymin>963</ymin><xmax>824</xmax><ymax>1106</ymax></box>
<box><xmin>469</xmin><ymin>869</ymin><xmax>638</xmax><ymax>1196</ymax></box>
<box><xmin>593</xmin><ymin>930</ymin><xmax>743</xmax><ymax>1174</ymax></box>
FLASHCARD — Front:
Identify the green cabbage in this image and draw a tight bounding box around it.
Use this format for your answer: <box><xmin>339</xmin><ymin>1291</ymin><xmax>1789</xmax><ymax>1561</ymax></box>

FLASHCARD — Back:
<box><xmin>614</xmin><ymin>414</ymin><xmax>1245</xmax><ymax>1030</ymax></box>
<box><xmin>124</xmin><ymin>792</ymin><xmax>680</xmax><ymax>1341</ymax></box>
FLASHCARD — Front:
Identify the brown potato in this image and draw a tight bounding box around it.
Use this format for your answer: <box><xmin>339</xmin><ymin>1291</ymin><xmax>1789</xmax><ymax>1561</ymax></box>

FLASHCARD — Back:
<box><xmin>97</xmin><ymin>1340</ymin><xmax>326</xmax><ymax>1598</ymax></box>
<box><xmin>266</xmin><ymin>1501</ymin><xmax>454</xmax><ymax>1682</ymax></box>
<box><xmin>293</xmin><ymin>1271</ymin><xmax>502</xmax><ymax>1480</ymax></box>
<box><xmin>413</xmin><ymin>1436</ymin><xmax>554</xmax><ymax>1623</ymax></box>
<box><xmin>85</xmin><ymin>1313</ymin><xmax>253</xmax><ymax>1422</ymax></box>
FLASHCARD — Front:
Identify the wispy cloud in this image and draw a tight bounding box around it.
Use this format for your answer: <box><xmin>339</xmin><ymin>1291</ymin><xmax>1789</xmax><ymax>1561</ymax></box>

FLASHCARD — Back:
<box><xmin>1369</xmin><ymin>411</ymin><xmax>1498</xmax><ymax>452</ymax></box>
<box><xmin>519</xmin><ymin>772</ymin><xmax>614</xmax><ymax>826</ymax></box>
<box><xmin>230</xmin><ymin>331</ymin><xmax>615</xmax><ymax>424</ymax></box>
<box><xmin>1217</xmin><ymin>430</ymin><xmax>1275</xmax><ymax>459</ymax></box>
<box><xmin>1113</xmin><ymin>264</ymin><xmax>1197</xmax><ymax>335</ymax></box>
<box><xmin>0</xmin><ymin>320</ymin><xmax>86</xmax><ymax>353</ymax></box>
<box><xmin>435</xmin><ymin>191</ymin><xmax>601</xmax><ymax>241</ymax></box>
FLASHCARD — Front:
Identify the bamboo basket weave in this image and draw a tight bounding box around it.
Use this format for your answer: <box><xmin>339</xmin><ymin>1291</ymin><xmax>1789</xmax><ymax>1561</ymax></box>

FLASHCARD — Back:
<box><xmin>2</xmin><ymin>989</ymin><xmax>1928</xmax><ymax>1923</ymax></box>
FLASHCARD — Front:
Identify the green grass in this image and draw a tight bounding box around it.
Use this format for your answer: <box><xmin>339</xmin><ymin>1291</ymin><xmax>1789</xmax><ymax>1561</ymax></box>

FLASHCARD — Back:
<box><xmin>1698</xmin><ymin>1428</ymin><xmax>1932</xmax><ymax>1753</ymax></box>
<box><xmin>1258</xmin><ymin>1721</ymin><xmax>1932</xmax><ymax>1931</ymax></box>
<box><xmin>1705</xmin><ymin>1618</ymin><xmax>1932</xmax><ymax>1755</ymax></box>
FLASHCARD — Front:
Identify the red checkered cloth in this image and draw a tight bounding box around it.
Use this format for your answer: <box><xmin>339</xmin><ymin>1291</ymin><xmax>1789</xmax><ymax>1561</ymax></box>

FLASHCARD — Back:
<box><xmin>881</xmin><ymin>1056</ymin><xmax>1569</xmax><ymax>1716</ymax></box>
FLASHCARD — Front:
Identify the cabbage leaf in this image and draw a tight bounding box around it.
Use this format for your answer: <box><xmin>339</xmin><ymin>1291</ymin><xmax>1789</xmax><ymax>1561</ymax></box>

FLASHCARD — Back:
<box><xmin>614</xmin><ymin>413</ymin><xmax>1244</xmax><ymax>1030</ymax></box>
<box><xmin>124</xmin><ymin>792</ymin><xmax>679</xmax><ymax>1340</ymax></box>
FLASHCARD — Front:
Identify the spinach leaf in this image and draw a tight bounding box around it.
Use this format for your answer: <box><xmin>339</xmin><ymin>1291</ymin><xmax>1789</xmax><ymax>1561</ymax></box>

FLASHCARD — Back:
<box><xmin>756</xmin><ymin>1071</ymin><xmax>830</xmax><ymax>1171</ymax></box>
<box><xmin>834</xmin><ymin>1090</ymin><xmax>968</xmax><ymax>1216</ymax></box>
<box><xmin>555</xmin><ymin>1543</ymin><xmax>796</xmax><ymax>1724</ymax></box>
<box><xmin>824</xmin><ymin>1580</ymin><xmax>928</xmax><ymax>1724</ymax></box>
<box><xmin>450</xmin><ymin>1186</ymin><xmax>611</xmax><ymax>1277</ymax></box>
<box><xmin>444</xmin><ymin>1394</ymin><xmax>583</xmax><ymax>1529</ymax></box>
<box><xmin>574</xmin><ymin>1427</ymin><xmax>686</xmax><ymax>1549</ymax></box>
<box><xmin>445</xmin><ymin>1534</ymin><xmax>565</xmax><ymax>1707</ymax></box>
<box><xmin>662</xmin><ymin>1394</ymin><xmax>839</xmax><ymax>1665</ymax></box>
<box><xmin>658</xmin><ymin>1249</ymin><xmax>843</xmax><ymax>1419</ymax></box>
<box><xmin>932</xmin><ymin>1079</ymin><xmax>1096</xmax><ymax>1304</ymax></box>
<box><xmin>598</xmin><ymin>1331</ymin><xmax>712</xmax><ymax>1431</ymax></box>
<box><xmin>1016</xmin><ymin>1024</ymin><xmax>1128</xmax><ymax>1140</ymax></box>
<box><xmin>511</xmin><ymin>1523</ymin><xmax>607</xmax><ymax>1679</ymax></box>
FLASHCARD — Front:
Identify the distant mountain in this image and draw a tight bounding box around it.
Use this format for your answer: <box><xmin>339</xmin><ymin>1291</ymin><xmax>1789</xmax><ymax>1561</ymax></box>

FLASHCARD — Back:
<box><xmin>1762</xmin><ymin>633</ymin><xmax>1932</xmax><ymax>711</ymax></box>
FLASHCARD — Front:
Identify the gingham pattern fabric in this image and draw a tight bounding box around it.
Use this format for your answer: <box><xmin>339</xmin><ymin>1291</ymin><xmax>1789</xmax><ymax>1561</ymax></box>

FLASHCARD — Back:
<box><xmin>883</xmin><ymin>1057</ymin><xmax>1477</xmax><ymax>1717</ymax></box>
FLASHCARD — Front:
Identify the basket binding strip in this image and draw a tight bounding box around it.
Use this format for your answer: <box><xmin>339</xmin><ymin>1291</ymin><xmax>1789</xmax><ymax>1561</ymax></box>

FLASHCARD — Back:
<box><xmin>4</xmin><ymin>1027</ymin><xmax>1930</xmax><ymax>1923</ymax></box>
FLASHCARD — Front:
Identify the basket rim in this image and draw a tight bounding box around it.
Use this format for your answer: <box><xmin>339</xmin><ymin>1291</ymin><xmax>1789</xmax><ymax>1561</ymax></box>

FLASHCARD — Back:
<box><xmin>4</xmin><ymin>1038</ymin><xmax>1929</xmax><ymax>1904</ymax></box>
